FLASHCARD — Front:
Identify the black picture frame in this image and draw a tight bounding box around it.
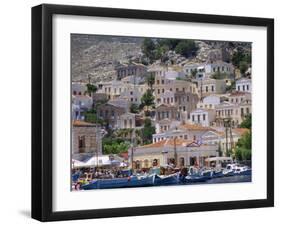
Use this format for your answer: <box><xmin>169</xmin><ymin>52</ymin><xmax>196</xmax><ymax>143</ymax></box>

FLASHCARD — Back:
<box><xmin>32</xmin><ymin>4</ymin><xmax>274</xmax><ymax>222</ymax></box>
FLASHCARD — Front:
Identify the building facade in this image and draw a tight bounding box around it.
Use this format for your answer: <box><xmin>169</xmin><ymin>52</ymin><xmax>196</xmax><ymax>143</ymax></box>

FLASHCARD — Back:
<box><xmin>115</xmin><ymin>63</ymin><xmax>147</xmax><ymax>80</ymax></box>
<box><xmin>72</xmin><ymin>120</ymin><xmax>102</xmax><ymax>156</ymax></box>
<box><xmin>184</xmin><ymin>61</ymin><xmax>234</xmax><ymax>79</ymax></box>
<box><xmin>189</xmin><ymin>109</ymin><xmax>216</xmax><ymax>127</ymax></box>
<box><xmin>155</xmin><ymin>104</ymin><xmax>178</xmax><ymax>121</ymax></box>
<box><xmin>97</xmin><ymin>103</ymin><xmax>127</xmax><ymax>128</ymax></box>
<box><xmin>197</xmin><ymin>78</ymin><xmax>226</xmax><ymax>97</ymax></box>
<box><xmin>236</xmin><ymin>78</ymin><xmax>252</xmax><ymax>93</ymax></box>
<box><xmin>197</xmin><ymin>95</ymin><xmax>221</xmax><ymax>109</ymax></box>
<box><xmin>117</xmin><ymin>113</ymin><xmax>136</xmax><ymax>129</ymax></box>
<box><xmin>72</xmin><ymin>82</ymin><xmax>87</xmax><ymax>96</ymax></box>
<box><xmin>152</xmin><ymin>123</ymin><xmax>216</xmax><ymax>144</ymax></box>
<box><xmin>129</xmin><ymin>139</ymin><xmax>218</xmax><ymax>169</ymax></box>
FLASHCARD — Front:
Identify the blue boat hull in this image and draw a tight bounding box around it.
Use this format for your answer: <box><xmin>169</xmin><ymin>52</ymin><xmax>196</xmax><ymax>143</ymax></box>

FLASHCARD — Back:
<box><xmin>234</xmin><ymin>169</ymin><xmax>252</xmax><ymax>176</ymax></box>
<box><xmin>154</xmin><ymin>175</ymin><xmax>178</xmax><ymax>185</ymax></box>
<box><xmin>81</xmin><ymin>176</ymin><xmax>155</xmax><ymax>190</ymax></box>
<box><xmin>185</xmin><ymin>175</ymin><xmax>209</xmax><ymax>183</ymax></box>
<box><xmin>223</xmin><ymin>171</ymin><xmax>235</xmax><ymax>177</ymax></box>
<box><xmin>212</xmin><ymin>171</ymin><xmax>224</xmax><ymax>178</ymax></box>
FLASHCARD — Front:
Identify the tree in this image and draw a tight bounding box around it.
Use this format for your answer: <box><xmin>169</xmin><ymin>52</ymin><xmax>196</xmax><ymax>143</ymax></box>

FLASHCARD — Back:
<box><xmin>141</xmin><ymin>118</ymin><xmax>156</xmax><ymax>144</ymax></box>
<box><xmin>190</xmin><ymin>69</ymin><xmax>198</xmax><ymax>79</ymax></box>
<box><xmin>240</xmin><ymin>114</ymin><xmax>251</xmax><ymax>129</ymax></box>
<box><xmin>175</xmin><ymin>40</ymin><xmax>198</xmax><ymax>58</ymax></box>
<box><xmin>158</xmin><ymin>39</ymin><xmax>180</xmax><ymax>50</ymax></box>
<box><xmin>235</xmin><ymin>131</ymin><xmax>251</xmax><ymax>161</ymax></box>
<box><xmin>211</xmin><ymin>71</ymin><xmax>228</xmax><ymax>79</ymax></box>
<box><xmin>239</xmin><ymin>61</ymin><xmax>248</xmax><ymax>75</ymax></box>
<box><xmin>145</xmin><ymin>72</ymin><xmax>155</xmax><ymax>90</ymax></box>
<box><xmin>232</xmin><ymin>50</ymin><xmax>251</xmax><ymax>68</ymax></box>
<box><xmin>141</xmin><ymin>38</ymin><xmax>156</xmax><ymax>64</ymax></box>
<box><xmin>130</xmin><ymin>103</ymin><xmax>139</xmax><ymax>114</ymax></box>
<box><xmin>155</xmin><ymin>44</ymin><xmax>169</xmax><ymax>63</ymax></box>
<box><xmin>141</xmin><ymin>89</ymin><xmax>155</xmax><ymax>113</ymax></box>
<box><xmin>85</xmin><ymin>83</ymin><xmax>97</xmax><ymax>95</ymax></box>
<box><xmin>84</xmin><ymin>109</ymin><xmax>105</xmax><ymax>125</ymax></box>
<box><xmin>226</xmin><ymin>80</ymin><xmax>235</xmax><ymax>92</ymax></box>
<box><xmin>103</xmin><ymin>139</ymin><xmax>130</xmax><ymax>154</ymax></box>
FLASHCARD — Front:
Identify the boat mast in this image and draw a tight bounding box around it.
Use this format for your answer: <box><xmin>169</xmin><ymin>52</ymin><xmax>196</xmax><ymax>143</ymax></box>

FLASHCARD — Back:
<box><xmin>130</xmin><ymin>128</ymin><xmax>135</xmax><ymax>169</ymax></box>
<box><xmin>173</xmin><ymin>137</ymin><xmax>178</xmax><ymax>167</ymax></box>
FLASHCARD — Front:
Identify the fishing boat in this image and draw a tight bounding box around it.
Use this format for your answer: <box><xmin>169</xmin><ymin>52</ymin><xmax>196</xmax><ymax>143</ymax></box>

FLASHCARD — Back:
<box><xmin>212</xmin><ymin>169</ymin><xmax>224</xmax><ymax>178</ymax></box>
<box><xmin>222</xmin><ymin>164</ymin><xmax>236</xmax><ymax>176</ymax></box>
<box><xmin>185</xmin><ymin>174</ymin><xmax>209</xmax><ymax>183</ymax></box>
<box><xmin>154</xmin><ymin>173</ymin><xmax>179</xmax><ymax>186</ymax></box>
<box><xmin>223</xmin><ymin>163</ymin><xmax>251</xmax><ymax>176</ymax></box>
<box><xmin>200</xmin><ymin>169</ymin><xmax>213</xmax><ymax>179</ymax></box>
<box><xmin>233</xmin><ymin>165</ymin><xmax>251</xmax><ymax>175</ymax></box>
<box><xmin>201</xmin><ymin>168</ymin><xmax>224</xmax><ymax>178</ymax></box>
<box><xmin>81</xmin><ymin>174</ymin><xmax>155</xmax><ymax>190</ymax></box>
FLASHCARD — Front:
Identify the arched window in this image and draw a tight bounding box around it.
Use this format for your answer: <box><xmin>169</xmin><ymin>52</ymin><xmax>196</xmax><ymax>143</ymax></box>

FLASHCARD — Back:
<box><xmin>135</xmin><ymin>160</ymin><xmax>141</xmax><ymax>169</ymax></box>
<box><xmin>144</xmin><ymin>159</ymin><xmax>149</xmax><ymax>168</ymax></box>
<box><xmin>179</xmin><ymin>157</ymin><xmax>185</xmax><ymax>167</ymax></box>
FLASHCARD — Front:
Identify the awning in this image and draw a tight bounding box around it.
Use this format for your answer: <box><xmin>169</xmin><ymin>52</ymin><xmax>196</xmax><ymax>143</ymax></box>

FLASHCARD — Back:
<box><xmin>205</xmin><ymin>157</ymin><xmax>232</xmax><ymax>162</ymax></box>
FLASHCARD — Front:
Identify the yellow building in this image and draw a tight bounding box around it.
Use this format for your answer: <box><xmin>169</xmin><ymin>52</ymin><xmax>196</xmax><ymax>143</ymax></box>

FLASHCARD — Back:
<box><xmin>129</xmin><ymin>138</ymin><xmax>218</xmax><ymax>169</ymax></box>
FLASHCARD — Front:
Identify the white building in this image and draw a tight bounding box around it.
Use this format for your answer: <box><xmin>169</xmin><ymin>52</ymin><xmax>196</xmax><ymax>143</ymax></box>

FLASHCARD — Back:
<box><xmin>130</xmin><ymin>138</ymin><xmax>218</xmax><ymax>168</ymax></box>
<box><xmin>117</xmin><ymin>113</ymin><xmax>136</xmax><ymax>129</ymax></box>
<box><xmin>236</xmin><ymin>78</ymin><xmax>252</xmax><ymax>92</ymax></box>
<box><xmin>72</xmin><ymin>95</ymin><xmax>93</xmax><ymax>110</ymax></box>
<box><xmin>197</xmin><ymin>95</ymin><xmax>221</xmax><ymax>109</ymax></box>
<box><xmin>152</xmin><ymin>123</ymin><xmax>216</xmax><ymax>144</ymax></box>
<box><xmin>228</xmin><ymin>91</ymin><xmax>251</xmax><ymax>105</ymax></box>
<box><xmin>119</xmin><ymin>87</ymin><xmax>145</xmax><ymax>105</ymax></box>
<box><xmin>189</xmin><ymin>109</ymin><xmax>216</xmax><ymax>127</ymax></box>
<box><xmin>72</xmin><ymin>82</ymin><xmax>87</xmax><ymax>95</ymax></box>
<box><xmin>184</xmin><ymin>61</ymin><xmax>234</xmax><ymax>79</ymax></box>
<box><xmin>158</xmin><ymin>90</ymin><xmax>175</xmax><ymax>106</ymax></box>
<box><xmin>97</xmin><ymin>80</ymin><xmax>148</xmax><ymax>102</ymax></box>
<box><xmin>201</xmin><ymin>128</ymin><xmax>250</xmax><ymax>154</ymax></box>
<box><xmin>155</xmin><ymin>119</ymin><xmax>181</xmax><ymax>134</ymax></box>
<box><xmin>196</xmin><ymin>78</ymin><xmax>226</xmax><ymax>97</ymax></box>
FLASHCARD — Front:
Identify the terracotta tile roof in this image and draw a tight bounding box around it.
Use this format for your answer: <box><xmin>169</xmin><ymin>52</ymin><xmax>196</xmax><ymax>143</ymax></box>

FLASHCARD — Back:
<box><xmin>72</xmin><ymin>120</ymin><xmax>96</xmax><ymax>127</ymax></box>
<box><xmin>233</xmin><ymin>128</ymin><xmax>250</xmax><ymax>136</ymax></box>
<box><xmin>178</xmin><ymin>123</ymin><xmax>216</xmax><ymax>131</ymax></box>
<box><xmin>119</xmin><ymin>152</ymin><xmax>129</xmax><ymax>159</ymax></box>
<box><xmin>229</xmin><ymin>91</ymin><xmax>250</xmax><ymax>97</ymax></box>
<box><xmin>140</xmin><ymin>138</ymin><xmax>196</xmax><ymax>149</ymax></box>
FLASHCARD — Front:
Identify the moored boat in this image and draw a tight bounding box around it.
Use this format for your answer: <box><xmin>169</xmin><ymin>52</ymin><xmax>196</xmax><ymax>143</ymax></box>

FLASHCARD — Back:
<box><xmin>233</xmin><ymin>165</ymin><xmax>251</xmax><ymax>175</ymax></box>
<box><xmin>154</xmin><ymin>173</ymin><xmax>179</xmax><ymax>186</ymax></box>
<box><xmin>222</xmin><ymin>164</ymin><xmax>236</xmax><ymax>176</ymax></box>
<box><xmin>81</xmin><ymin>174</ymin><xmax>155</xmax><ymax>190</ymax></box>
<box><xmin>185</xmin><ymin>175</ymin><xmax>209</xmax><ymax>183</ymax></box>
<box><xmin>223</xmin><ymin>164</ymin><xmax>251</xmax><ymax>177</ymax></box>
<box><xmin>212</xmin><ymin>169</ymin><xmax>224</xmax><ymax>178</ymax></box>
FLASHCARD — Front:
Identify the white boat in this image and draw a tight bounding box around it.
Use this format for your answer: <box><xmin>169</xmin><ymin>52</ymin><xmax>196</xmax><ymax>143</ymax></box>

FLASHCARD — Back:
<box><xmin>222</xmin><ymin>164</ymin><xmax>236</xmax><ymax>176</ymax></box>
<box><xmin>223</xmin><ymin>164</ymin><xmax>251</xmax><ymax>176</ymax></box>
<box><xmin>233</xmin><ymin>165</ymin><xmax>252</xmax><ymax>175</ymax></box>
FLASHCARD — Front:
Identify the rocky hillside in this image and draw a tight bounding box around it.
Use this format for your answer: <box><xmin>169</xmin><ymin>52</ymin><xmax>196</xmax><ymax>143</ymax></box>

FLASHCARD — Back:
<box><xmin>71</xmin><ymin>35</ymin><xmax>251</xmax><ymax>83</ymax></box>
<box><xmin>71</xmin><ymin>34</ymin><xmax>143</xmax><ymax>82</ymax></box>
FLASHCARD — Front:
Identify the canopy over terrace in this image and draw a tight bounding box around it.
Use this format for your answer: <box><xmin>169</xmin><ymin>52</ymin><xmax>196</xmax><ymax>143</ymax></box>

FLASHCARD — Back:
<box><xmin>204</xmin><ymin>156</ymin><xmax>233</xmax><ymax>167</ymax></box>
<box><xmin>72</xmin><ymin>155</ymin><xmax>120</xmax><ymax>168</ymax></box>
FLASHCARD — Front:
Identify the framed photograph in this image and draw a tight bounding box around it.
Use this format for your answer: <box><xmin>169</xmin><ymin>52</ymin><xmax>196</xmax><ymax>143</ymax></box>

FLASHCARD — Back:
<box><xmin>32</xmin><ymin>4</ymin><xmax>274</xmax><ymax>221</ymax></box>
